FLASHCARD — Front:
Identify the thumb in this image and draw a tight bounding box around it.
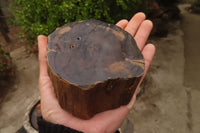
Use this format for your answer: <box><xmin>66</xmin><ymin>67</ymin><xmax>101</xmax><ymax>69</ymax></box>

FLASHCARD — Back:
<box><xmin>38</xmin><ymin>35</ymin><xmax>48</xmax><ymax>77</ymax></box>
<box><xmin>37</xmin><ymin>35</ymin><xmax>58</xmax><ymax>110</ymax></box>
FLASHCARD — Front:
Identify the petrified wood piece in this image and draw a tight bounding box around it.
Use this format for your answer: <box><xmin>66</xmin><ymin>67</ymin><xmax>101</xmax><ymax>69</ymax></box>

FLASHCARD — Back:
<box><xmin>47</xmin><ymin>20</ymin><xmax>144</xmax><ymax>119</ymax></box>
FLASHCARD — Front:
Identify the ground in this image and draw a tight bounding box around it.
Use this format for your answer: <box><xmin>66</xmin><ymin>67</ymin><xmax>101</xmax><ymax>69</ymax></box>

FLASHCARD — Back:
<box><xmin>0</xmin><ymin>4</ymin><xmax>200</xmax><ymax>133</ymax></box>
<box><xmin>128</xmin><ymin>4</ymin><xmax>200</xmax><ymax>133</ymax></box>
<box><xmin>0</xmin><ymin>26</ymin><xmax>39</xmax><ymax>132</ymax></box>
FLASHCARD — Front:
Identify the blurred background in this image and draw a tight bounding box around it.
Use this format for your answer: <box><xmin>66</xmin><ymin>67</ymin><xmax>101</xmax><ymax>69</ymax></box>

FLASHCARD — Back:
<box><xmin>0</xmin><ymin>0</ymin><xmax>200</xmax><ymax>132</ymax></box>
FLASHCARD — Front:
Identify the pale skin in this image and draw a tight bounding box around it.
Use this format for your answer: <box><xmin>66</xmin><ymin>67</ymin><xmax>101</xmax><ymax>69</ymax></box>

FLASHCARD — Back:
<box><xmin>38</xmin><ymin>12</ymin><xmax>156</xmax><ymax>133</ymax></box>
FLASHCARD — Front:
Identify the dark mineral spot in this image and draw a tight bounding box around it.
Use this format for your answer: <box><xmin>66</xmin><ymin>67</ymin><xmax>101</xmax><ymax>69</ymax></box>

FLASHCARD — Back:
<box><xmin>68</xmin><ymin>44</ymin><xmax>75</xmax><ymax>49</ymax></box>
<box><xmin>77</xmin><ymin>37</ymin><xmax>81</xmax><ymax>40</ymax></box>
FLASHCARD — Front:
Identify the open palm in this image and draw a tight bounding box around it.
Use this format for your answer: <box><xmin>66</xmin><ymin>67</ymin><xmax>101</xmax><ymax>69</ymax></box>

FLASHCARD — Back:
<box><xmin>38</xmin><ymin>12</ymin><xmax>155</xmax><ymax>133</ymax></box>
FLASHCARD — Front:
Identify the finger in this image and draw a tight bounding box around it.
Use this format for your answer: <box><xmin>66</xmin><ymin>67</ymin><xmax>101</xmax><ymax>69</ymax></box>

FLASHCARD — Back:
<box><xmin>39</xmin><ymin>76</ymin><xmax>56</xmax><ymax>102</ymax></box>
<box><xmin>142</xmin><ymin>44</ymin><xmax>156</xmax><ymax>75</ymax></box>
<box><xmin>134</xmin><ymin>20</ymin><xmax>153</xmax><ymax>50</ymax></box>
<box><xmin>116</xmin><ymin>19</ymin><xmax>128</xmax><ymax>29</ymax></box>
<box><xmin>38</xmin><ymin>35</ymin><xmax>57</xmax><ymax>102</ymax></box>
<box><xmin>127</xmin><ymin>44</ymin><xmax>155</xmax><ymax>109</ymax></box>
<box><xmin>38</xmin><ymin>35</ymin><xmax>48</xmax><ymax>77</ymax></box>
<box><xmin>38</xmin><ymin>36</ymin><xmax>57</xmax><ymax>106</ymax></box>
<box><xmin>125</xmin><ymin>12</ymin><xmax>146</xmax><ymax>36</ymax></box>
<box><xmin>126</xmin><ymin>90</ymin><xmax>137</xmax><ymax>110</ymax></box>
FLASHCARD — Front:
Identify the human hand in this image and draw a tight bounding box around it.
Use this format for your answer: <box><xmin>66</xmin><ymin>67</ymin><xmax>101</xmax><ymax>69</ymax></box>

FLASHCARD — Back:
<box><xmin>38</xmin><ymin>12</ymin><xmax>155</xmax><ymax>133</ymax></box>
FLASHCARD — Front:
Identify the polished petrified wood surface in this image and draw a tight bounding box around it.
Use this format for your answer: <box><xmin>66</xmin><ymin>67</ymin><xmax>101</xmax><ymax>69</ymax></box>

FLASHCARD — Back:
<box><xmin>47</xmin><ymin>19</ymin><xmax>144</xmax><ymax>119</ymax></box>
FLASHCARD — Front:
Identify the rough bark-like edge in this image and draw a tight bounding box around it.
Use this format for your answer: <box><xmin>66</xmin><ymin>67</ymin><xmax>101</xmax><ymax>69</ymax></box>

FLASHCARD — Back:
<box><xmin>47</xmin><ymin>61</ymin><xmax>142</xmax><ymax>119</ymax></box>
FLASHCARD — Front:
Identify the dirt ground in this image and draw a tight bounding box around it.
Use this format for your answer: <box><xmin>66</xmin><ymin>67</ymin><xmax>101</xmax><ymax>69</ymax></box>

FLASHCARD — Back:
<box><xmin>0</xmin><ymin>26</ymin><xmax>39</xmax><ymax>132</ymax></box>
<box><xmin>0</xmin><ymin>4</ymin><xmax>200</xmax><ymax>133</ymax></box>
<box><xmin>128</xmin><ymin>4</ymin><xmax>200</xmax><ymax>133</ymax></box>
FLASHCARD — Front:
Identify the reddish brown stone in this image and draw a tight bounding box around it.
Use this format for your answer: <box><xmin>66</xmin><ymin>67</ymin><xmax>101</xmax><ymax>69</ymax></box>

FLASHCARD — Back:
<box><xmin>47</xmin><ymin>19</ymin><xmax>144</xmax><ymax>119</ymax></box>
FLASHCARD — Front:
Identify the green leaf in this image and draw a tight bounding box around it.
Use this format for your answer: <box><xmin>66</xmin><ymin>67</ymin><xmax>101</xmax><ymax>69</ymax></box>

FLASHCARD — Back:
<box><xmin>10</xmin><ymin>0</ymin><xmax>150</xmax><ymax>45</ymax></box>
